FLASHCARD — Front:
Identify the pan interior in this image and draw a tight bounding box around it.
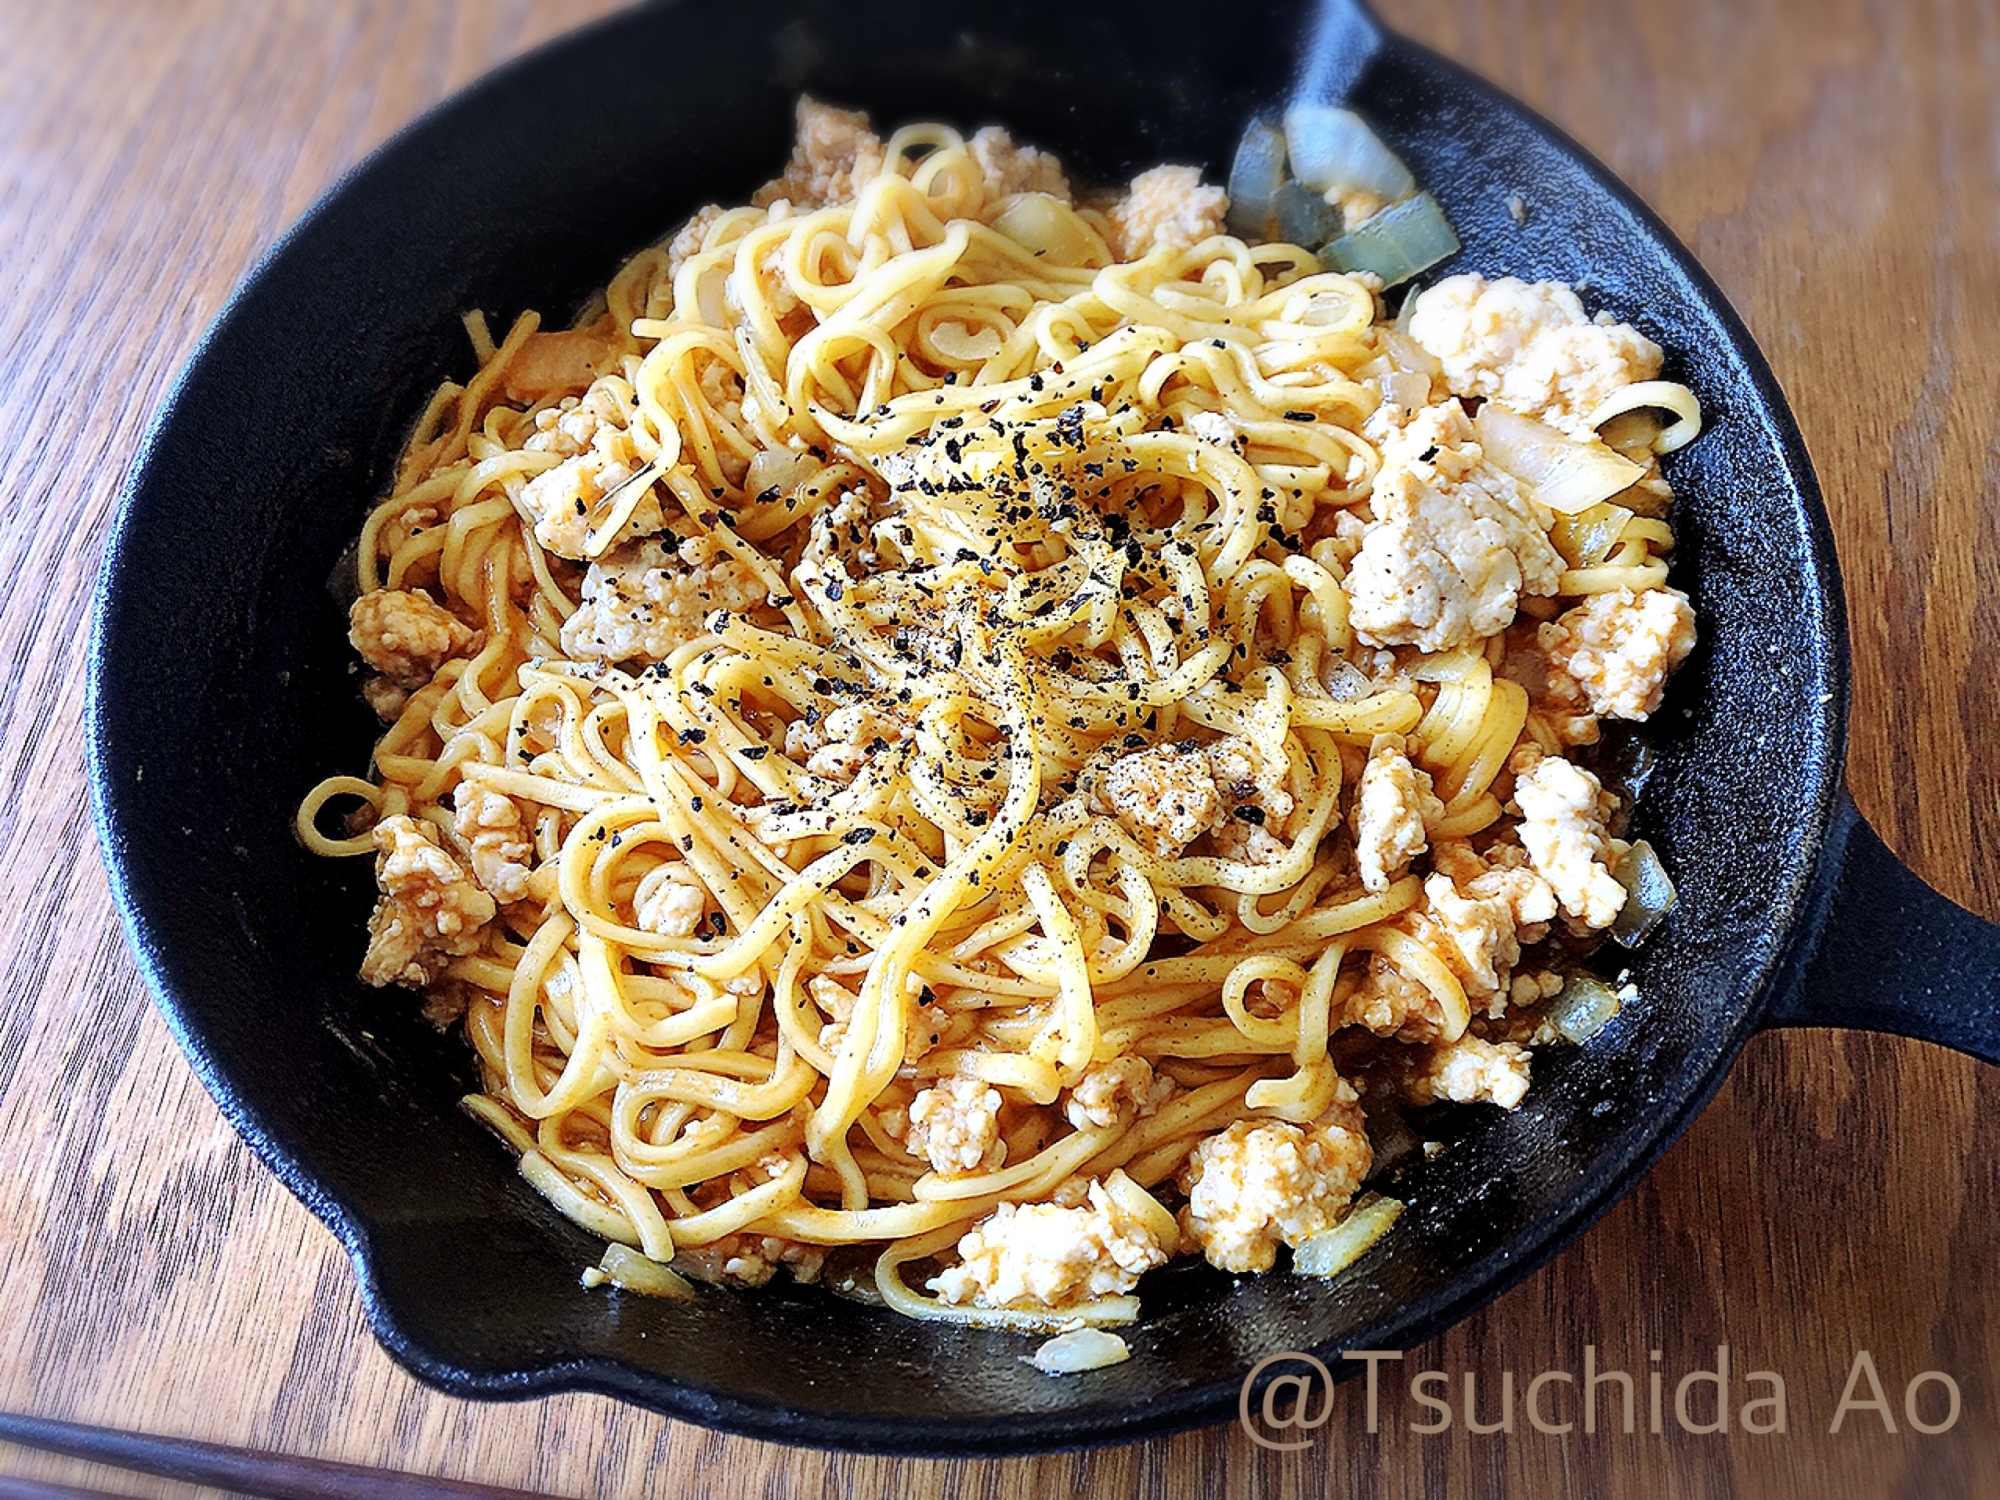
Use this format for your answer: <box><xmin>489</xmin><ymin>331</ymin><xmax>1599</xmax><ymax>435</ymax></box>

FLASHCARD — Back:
<box><xmin>89</xmin><ymin>0</ymin><xmax>1846</xmax><ymax>1451</ymax></box>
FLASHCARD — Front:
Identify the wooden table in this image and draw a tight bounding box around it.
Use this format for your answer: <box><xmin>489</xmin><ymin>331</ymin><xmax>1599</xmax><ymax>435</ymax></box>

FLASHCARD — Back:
<box><xmin>2</xmin><ymin>2</ymin><xmax>1993</xmax><ymax>1496</ymax></box>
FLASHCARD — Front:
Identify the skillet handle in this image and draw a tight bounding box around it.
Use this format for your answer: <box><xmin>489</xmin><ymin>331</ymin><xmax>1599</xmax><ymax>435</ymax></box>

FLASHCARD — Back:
<box><xmin>1761</xmin><ymin>790</ymin><xmax>2000</xmax><ymax>1063</ymax></box>
<box><xmin>1295</xmin><ymin>0</ymin><xmax>1387</xmax><ymax>104</ymax></box>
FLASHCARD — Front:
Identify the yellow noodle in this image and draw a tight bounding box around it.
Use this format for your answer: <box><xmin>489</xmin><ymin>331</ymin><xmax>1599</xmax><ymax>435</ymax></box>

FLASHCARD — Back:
<box><xmin>300</xmin><ymin>111</ymin><xmax>1701</xmax><ymax>1326</ymax></box>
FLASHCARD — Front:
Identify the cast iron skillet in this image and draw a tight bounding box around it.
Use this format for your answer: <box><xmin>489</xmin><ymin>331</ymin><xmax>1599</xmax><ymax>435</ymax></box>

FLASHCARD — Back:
<box><xmin>87</xmin><ymin>0</ymin><xmax>2000</xmax><ymax>1455</ymax></box>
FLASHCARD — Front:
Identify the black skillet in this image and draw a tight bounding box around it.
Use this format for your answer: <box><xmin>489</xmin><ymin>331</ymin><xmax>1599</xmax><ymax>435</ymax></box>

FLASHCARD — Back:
<box><xmin>85</xmin><ymin>0</ymin><xmax>2000</xmax><ymax>1455</ymax></box>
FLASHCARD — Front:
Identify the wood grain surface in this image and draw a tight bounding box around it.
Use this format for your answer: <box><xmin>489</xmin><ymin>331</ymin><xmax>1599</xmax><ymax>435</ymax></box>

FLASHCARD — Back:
<box><xmin>1</xmin><ymin>2</ymin><xmax>1994</xmax><ymax>1497</ymax></box>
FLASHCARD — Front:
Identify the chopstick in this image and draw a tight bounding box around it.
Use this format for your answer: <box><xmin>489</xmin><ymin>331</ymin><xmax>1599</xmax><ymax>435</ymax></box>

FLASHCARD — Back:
<box><xmin>0</xmin><ymin>1478</ymin><xmax>158</xmax><ymax>1500</ymax></box>
<box><xmin>0</xmin><ymin>1413</ymin><xmax>558</xmax><ymax>1500</ymax></box>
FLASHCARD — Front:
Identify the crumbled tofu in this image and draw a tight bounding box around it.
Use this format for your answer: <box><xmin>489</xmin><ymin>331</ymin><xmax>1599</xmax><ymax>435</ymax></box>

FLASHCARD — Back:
<box><xmin>724</xmin><ymin>235</ymin><xmax>802</xmax><ymax>328</ymax></box>
<box><xmin>1324</xmin><ymin>507</ymin><xmax>1371</xmax><ymax>568</ymax></box>
<box><xmin>814</xmin><ymin>977</ymin><xmax>940</xmax><ymax>1067</ymax></box>
<box><xmin>1344</xmin><ymin>956</ymin><xmax>1446</xmax><ymax>1043</ymax></box>
<box><xmin>753</xmin><ymin>98</ymin><xmax>886</xmax><ymax>210</ymax></box>
<box><xmin>560</xmin><ymin>533</ymin><xmax>767</xmax><ymax>664</ymax></box>
<box><xmin>347</xmin><ymin>588</ymin><xmax>478</xmax><ymax>690</ymax></box>
<box><xmin>359</xmin><ymin>815</ymin><xmax>496</xmax><ymax>988</ymax></box>
<box><xmin>1351</xmin><ymin>733</ymin><xmax>1442</xmax><ymax>892</ymax></box>
<box><xmin>1092</xmin><ymin>742</ymin><xmax>1220</xmax><ymax>856</ymax></box>
<box><xmin>1062</xmin><ymin>1057</ymin><xmax>1160</xmax><ymax>1131</ymax></box>
<box><xmin>673</xmin><ymin>1232</ymin><xmax>826</xmax><ymax>1288</ymax></box>
<box><xmin>1513</xmin><ymin>757</ymin><xmax>1626</xmax><ymax>928</ymax></box>
<box><xmin>783</xmin><ymin>702</ymin><xmax>909</xmax><ymax>784</ymax></box>
<box><xmin>1422</xmin><ymin>872</ymin><xmax>1534</xmax><ymax>1009</ymax></box>
<box><xmin>1106</xmin><ymin>165</ymin><xmax>1228</xmax><ymax>260</ymax></box>
<box><xmin>519</xmin><ymin>384</ymin><xmax>664</xmax><ymax>560</ymax></box>
<box><xmin>634</xmin><ymin>861</ymin><xmax>707</xmax><ymax>938</ymax></box>
<box><xmin>1406</xmin><ymin>274</ymin><xmax>1664</xmax><ymax>440</ymax></box>
<box><xmin>904</xmin><ymin>1076</ymin><xmax>1006</xmax><ymax>1176</ymax></box>
<box><xmin>1186</xmin><ymin>409</ymin><xmax>1243</xmax><ymax>451</ymax></box>
<box><xmin>1178</xmin><ymin>1108</ymin><xmax>1373</xmax><ymax>1274</ymax></box>
<box><xmin>359</xmin><ymin>676</ymin><xmax>409</xmax><ymax>721</ymax></box>
<box><xmin>929</xmin><ymin>1179</ymin><xmax>1170</xmax><ymax>1310</ymax></box>
<box><xmin>1203</xmin><ymin>737</ymin><xmax>1297</xmax><ymax>865</ymax></box>
<box><xmin>1420</xmin><ymin>841</ymin><xmax>1560</xmax><ymax>1011</ymax></box>
<box><xmin>1345</xmin><ymin>412</ymin><xmax>1564</xmax><ymax>652</ymax></box>
<box><xmin>969</xmin><ymin>125</ymin><xmax>1070</xmax><ymax>201</ymax></box>
<box><xmin>1372</xmin><ymin>397</ymin><xmax>1478</xmax><ymax>474</ymax></box>
<box><xmin>451</xmin><ymin>786</ymin><xmax>534</xmax><ymax>904</ymax></box>
<box><xmin>1403</xmin><ymin>1033</ymin><xmax>1533</xmax><ymax>1109</ymax></box>
<box><xmin>1540</xmin><ymin>588</ymin><xmax>1696</xmax><ymax>720</ymax></box>
<box><xmin>666</xmin><ymin>203</ymin><xmax>727</xmax><ymax>278</ymax></box>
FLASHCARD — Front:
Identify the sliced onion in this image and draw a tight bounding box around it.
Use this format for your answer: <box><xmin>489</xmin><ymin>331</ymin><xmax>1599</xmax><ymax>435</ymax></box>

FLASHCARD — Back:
<box><xmin>1550</xmin><ymin>501</ymin><xmax>1636</xmax><ymax>568</ymax></box>
<box><xmin>931</xmin><ymin>321</ymin><xmax>1004</xmax><ymax>361</ymax></box>
<box><xmin>1283</xmin><ymin>105</ymin><xmax>1415</xmax><ymax>200</ymax></box>
<box><xmin>1293</xmin><ymin>1193</ymin><xmax>1403</xmax><ymax>1278</ymax></box>
<box><xmin>1548</xmin><ymin>975</ymin><xmax>1623</xmax><ymax>1043</ymax></box>
<box><xmin>1273</xmin><ymin>179</ymin><xmax>1341</xmax><ymax>249</ymax></box>
<box><xmin>1376</xmin><ymin>327</ymin><xmax>1442</xmax><ymax>378</ymax></box>
<box><xmin>1473</xmin><ymin>402</ymin><xmax>1645</xmax><ymax>514</ymax></box>
<box><xmin>1225</xmin><ymin>117</ymin><xmax>1288</xmax><ymax>241</ymax></box>
<box><xmin>1324</xmin><ymin>658</ymin><xmax>1372</xmax><ymax>701</ymax></box>
<box><xmin>589</xmin><ymin>1243</ymin><xmax>698</xmax><ymax>1301</ymax></box>
<box><xmin>1376</xmin><ymin>368</ymin><xmax>1431</xmax><ymax>410</ymax></box>
<box><xmin>745</xmin><ymin>445</ymin><xmax>822</xmax><ymax>500</ymax></box>
<box><xmin>992</xmin><ymin>192</ymin><xmax>1099</xmax><ymax>264</ymax></box>
<box><xmin>1316</xmin><ymin>193</ymin><xmax>1459</xmax><ymax>288</ymax></box>
<box><xmin>1026</xmin><ymin>1328</ymin><xmax>1132</xmax><ymax>1375</ymax></box>
<box><xmin>1611</xmin><ymin>838</ymin><xmax>1677</xmax><ymax>947</ymax></box>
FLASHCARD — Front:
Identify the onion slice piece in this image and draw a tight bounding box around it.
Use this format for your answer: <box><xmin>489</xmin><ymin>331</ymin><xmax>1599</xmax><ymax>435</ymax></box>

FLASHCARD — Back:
<box><xmin>582</xmin><ymin>1243</ymin><xmax>698</xmax><ymax>1301</ymax></box>
<box><xmin>1283</xmin><ymin>105</ymin><xmax>1416</xmax><ymax>200</ymax></box>
<box><xmin>1550</xmin><ymin>501</ymin><xmax>1636</xmax><ymax>568</ymax></box>
<box><xmin>1317</xmin><ymin>193</ymin><xmax>1459</xmax><ymax>287</ymax></box>
<box><xmin>1473</xmin><ymin>402</ymin><xmax>1645</xmax><ymax>514</ymax></box>
<box><xmin>1027</xmin><ymin>1328</ymin><xmax>1132</xmax><ymax>1375</ymax></box>
<box><xmin>1225</xmin><ymin>118</ymin><xmax>1288</xmax><ymax>241</ymax></box>
<box><xmin>1610</xmin><ymin>838</ymin><xmax>1677</xmax><ymax>947</ymax></box>
<box><xmin>1292</xmin><ymin>1193</ymin><xmax>1404</xmax><ymax>1278</ymax></box>
<box><xmin>1548</xmin><ymin>975</ymin><xmax>1624</xmax><ymax>1043</ymax></box>
<box><xmin>992</xmin><ymin>192</ymin><xmax>1101</xmax><ymax>264</ymax></box>
<box><xmin>1273</xmin><ymin>179</ymin><xmax>1341</xmax><ymax>249</ymax></box>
